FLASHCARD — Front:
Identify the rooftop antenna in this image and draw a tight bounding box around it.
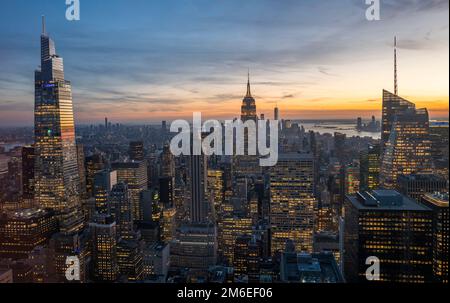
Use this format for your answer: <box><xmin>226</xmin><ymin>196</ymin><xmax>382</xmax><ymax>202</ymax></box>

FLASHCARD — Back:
<box><xmin>246</xmin><ymin>68</ymin><xmax>252</xmax><ymax>97</ymax></box>
<box><xmin>42</xmin><ymin>15</ymin><xmax>46</xmax><ymax>35</ymax></box>
<box><xmin>394</xmin><ymin>36</ymin><xmax>398</xmax><ymax>95</ymax></box>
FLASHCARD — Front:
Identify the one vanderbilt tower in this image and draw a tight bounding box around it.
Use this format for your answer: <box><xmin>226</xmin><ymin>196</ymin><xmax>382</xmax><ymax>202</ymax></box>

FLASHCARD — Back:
<box><xmin>34</xmin><ymin>17</ymin><xmax>82</xmax><ymax>232</ymax></box>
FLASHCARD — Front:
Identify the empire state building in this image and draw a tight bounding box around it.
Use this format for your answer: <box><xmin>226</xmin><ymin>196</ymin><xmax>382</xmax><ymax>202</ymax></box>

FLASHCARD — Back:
<box><xmin>234</xmin><ymin>72</ymin><xmax>261</xmax><ymax>176</ymax></box>
<box><xmin>241</xmin><ymin>73</ymin><xmax>257</xmax><ymax>122</ymax></box>
<box><xmin>34</xmin><ymin>17</ymin><xmax>83</xmax><ymax>232</ymax></box>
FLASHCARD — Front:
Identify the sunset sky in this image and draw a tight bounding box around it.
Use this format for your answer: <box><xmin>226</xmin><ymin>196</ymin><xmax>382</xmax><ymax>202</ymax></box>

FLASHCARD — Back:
<box><xmin>0</xmin><ymin>0</ymin><xmax>448</xmax><ymax>126</ymax></box>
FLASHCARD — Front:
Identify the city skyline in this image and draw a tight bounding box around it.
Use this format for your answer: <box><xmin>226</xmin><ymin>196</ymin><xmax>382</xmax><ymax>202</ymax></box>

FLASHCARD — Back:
<box><xmin>0</xmin><ymin>2</ymin><xmax>448</xmax><ymax>286</ymax></box>
<box><xmin>0</xmin><ymin>0</ymin><xmax>449</xmax><ymax>127</ymax></box>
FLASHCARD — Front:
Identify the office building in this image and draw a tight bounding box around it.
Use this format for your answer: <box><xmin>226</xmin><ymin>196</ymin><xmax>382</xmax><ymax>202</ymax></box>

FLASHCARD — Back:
<box><xmin>217</xmin><ymin>212</ymin><xmax>253</xmax><ymax>264</ymax></box>
<box><xmin>170</xmin><ymin>224</ymin><xmax>217</xmax><ymax>270</ymax></box>
<box><xmin>160</xmin><ymin>143</ymin><xmax>175</xmax><ymax>178</ymax></box>
<box><xmin>359</xmin><ymin>144</ymin><xmax>381</xmax><ymax>191</ymax></box>
<box><xmin>129</xmin><ymin>141</ymin><xmax>145</xmax><ymax>161</ymax></box>
<box><xmin>233</xmin><ymin>234</ymin><xmax>262</xmax><ymax>283</ymax></box>
<box><xmin>21</xmin><ymin>146</ymin><xmax>35</xmax><ymax>204</ymax></box>
<box><xmin>380</xmin><ymin>91</ymin><xmax>432</xmax><ymax>188</ymax></box>
<box><xmin>89</xmin><ymin>215</ymin><xmax>119</xmax><ymax>282</ymax></box>
<box><xmin>280</xmin><ymin>252</ymin><xmax>344</xmax><ymax>283</ymax></box>
<box><xmin>0</xmin><ymin>209</ymin><xmax>57</xmax><ymax>260</ymax></box>
<box><xmin>34</xmin><ymin>18</ymin><xmax>81</xmax><ymax>213</ymax></box>
<box><xmin>109</xmin><ymin>182</ymin><xmax>135</xmax><ymax>240</ymax></box>
<box><xmin>93</xmin><ymin>170</ymin><xmax>117</xmax><ymax>214</ymax></box>
<box><xmin>344</xmin><ymin>190</ymin><xmax>433</xmax><ymax>283</ymax></box>
<box><xmin>143</xmin><ymin>242</ymin><xmax>170</xmax><ymax>282</ymax></box>
<box><xmin>397</xmin><ymin>174</ymin><xmax>448</xmax><ymax>201</ymax></box>
<box><xmin>270</xmin><ymin>153</ymin><xmax>317</xmax><ymax>254</ymax></box>
<box><xmin>112</xmin><ymin>161</ymin><xmax>148</xmax><ymax>221</ymax></box>
<box><xmin>186</xmin><ymin>150</ymin><xmax>208</xmax><ymax>223</ymax></box>
<box><xmin>420</xmin><ymin>193</ymin><xmax>448</xmax><ymax>283</ymax></box>
<box><xmin>117</xmin><ymin>239</ymin><xmax>144</xmax><ymax>282</ymax></box>
<box><xmin>85</xmin><ymin>154</ymin><xmax>105</xmax><ymax>198</ymax></box>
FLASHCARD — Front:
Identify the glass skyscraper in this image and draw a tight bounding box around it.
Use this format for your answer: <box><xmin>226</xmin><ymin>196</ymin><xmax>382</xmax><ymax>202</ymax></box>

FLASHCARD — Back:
<box><xmin>34</xmin><ymin>18</ymin><xmax>81</xmax><ymax>215</ymax></box>
<box><xmin>380</xmin><ymin>90</ymin><xmax>432</xmax><ymax>189</ymax></box>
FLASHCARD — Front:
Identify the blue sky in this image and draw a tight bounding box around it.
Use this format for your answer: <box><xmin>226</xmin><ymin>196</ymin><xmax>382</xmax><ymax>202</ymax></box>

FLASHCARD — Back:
<box><xmin>0</xmin><ymin>0</ymin><xmax>448</xmax><ymax>126</ymax></box>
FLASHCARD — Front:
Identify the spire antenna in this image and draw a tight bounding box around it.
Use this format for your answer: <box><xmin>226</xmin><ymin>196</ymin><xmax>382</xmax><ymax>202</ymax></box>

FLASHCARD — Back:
<box><xmin>394</xmin><ymin>36</ymin><xmax>398</xmax><ymax>95</ymax></box>
<box><xmin>42</xmin><ymin>15</ymin><xmax>46</xmax><ymax>35</ymax></box>
<box><xmin>246</xmin><ymin>68</ymin><xmax>252</xmax><ymax>97</ymax></box>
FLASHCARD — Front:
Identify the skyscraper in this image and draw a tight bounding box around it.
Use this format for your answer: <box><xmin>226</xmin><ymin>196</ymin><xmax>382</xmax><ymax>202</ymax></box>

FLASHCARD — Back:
<box><xmin>234</xmin><ymin>72</ymin><xmax>260</xmax><ymax>176</ymax></box>
<box><xmin>160</xmin><ymin>143</ymin><xmax>175</xmax><ymax>178</ymax></box>
<box><xmin>112</xmin><ymin>161</ymin><xmax>148</xmax><ymax>221</ymax></box>
<box><xmin>90</xmin><ymin>214</ymin><xmax>119</xmax><ymax>282</ymax></box>
<box><xmin>217</xmin><ymin>212</ymin><xmax>253</xmax><ymax>264</ymax></box>
<box><xmin>34</xmin><ymin>17</ymin><xmax>81</xmax><ymax>215</ymax></box>
<box><xmin>109</xmin><ymin>182</ymin><xmax>135</xmax><ymax>241</ymax></box>
<box><xmin>344</xmin><ymin>190</ymin><xmax>433</xmax><ymax>283</ymax></box>
<box><xmin>381</xmin><ymin>91</ymin><xmax>426</xmax><ymax>145</ymax></box>
<box><xmin>420</xmin><ymin>192</ymin><xmax>448</xmax><ymax>283</ymax></box>
<box><xmin>129</xmin><ymin>141</ymin><xmax>145</xmax><ymax>162</ymax></box>
<box><xmin>21</xmin><ymin>146</ymin><xmax>35</xmax><ymax>204</ymax></box>
<box><xmin>359</xmin><ymin>144</ymin><xmax>381</xmax><ymax>191</ymax></box>
<box><xmin>93</xmin><ymin>170</ymin><xmax>118</xmax><ymax>214</ymax></box>
<box><xmin>334</xmin><ymin>132</ymin><xmax>346</xmax><ymax>162</ymax></box>
<box><xmin>270</xmin><ymin>153</ymin><xmax>317</xmax><ymax>254</ymax></box>
<box><xmin>429</xmin><ymin>123</ymin><xmax>449</xmax><ymax>178</ymax></box>
<box><xmin>85</xmin><ymin>154</ymin><xmax>105</xmax><ymax>198</ymax></box>
<box><xmin>241</xmin><ymin>72</ymin><xmax>257</xmax><ymax>122</ymax></box>
<box><xmin>380</xmin><ymin>92</ymin><xmax>432</xmax><ymax>188</ymax></box>
<box><xmin>186</xmin><ymin>147</ymin><xmax>208</xmax><ymax>223</ymax></box>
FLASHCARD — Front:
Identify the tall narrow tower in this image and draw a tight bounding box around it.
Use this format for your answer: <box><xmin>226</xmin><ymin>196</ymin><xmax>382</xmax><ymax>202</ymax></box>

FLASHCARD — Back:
<box><xmin>394</xmin><ymin>36</ymin><xmax>398</xmax><ymax>95</ymax></box>
<box><xmin>240</xmin><ymin>71</ymin><xmax>257</xmax><ymax>122</ymax></box>
<box><xmin>34</xmin><ymin>17</ymin><xmax>81</xmax><ymax>217</ymax></box>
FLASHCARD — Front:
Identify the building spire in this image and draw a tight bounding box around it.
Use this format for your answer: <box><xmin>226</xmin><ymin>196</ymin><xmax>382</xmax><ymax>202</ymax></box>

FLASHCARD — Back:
<box><xmin>246</xmin><ymin>69</ymin><xmax>252</xmax><ymax>97</ymax></box>
<box><xmin>394</xmin><ymin>36</ymin><xmax>398</xmax><ymax>95</ymax></box>
<box><xmin>42</xmin><ymin>15</ymin><xmax>46</xmax><ymax>35</ymax></box>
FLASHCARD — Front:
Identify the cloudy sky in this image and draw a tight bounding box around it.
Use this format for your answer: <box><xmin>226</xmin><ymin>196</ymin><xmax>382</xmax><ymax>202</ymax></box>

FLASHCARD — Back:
<box><xmin>0</xmin><ymin>0</ymin><xmax>448</xmax><ymax>126</ymax></box>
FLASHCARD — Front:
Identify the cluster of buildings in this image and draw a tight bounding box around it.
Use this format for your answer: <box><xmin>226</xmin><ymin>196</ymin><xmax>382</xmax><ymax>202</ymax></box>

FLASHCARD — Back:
<box><xmin>0</xmin><ymin>22</ymin><xmax>448</xmax><ymax>284</ymax></box>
